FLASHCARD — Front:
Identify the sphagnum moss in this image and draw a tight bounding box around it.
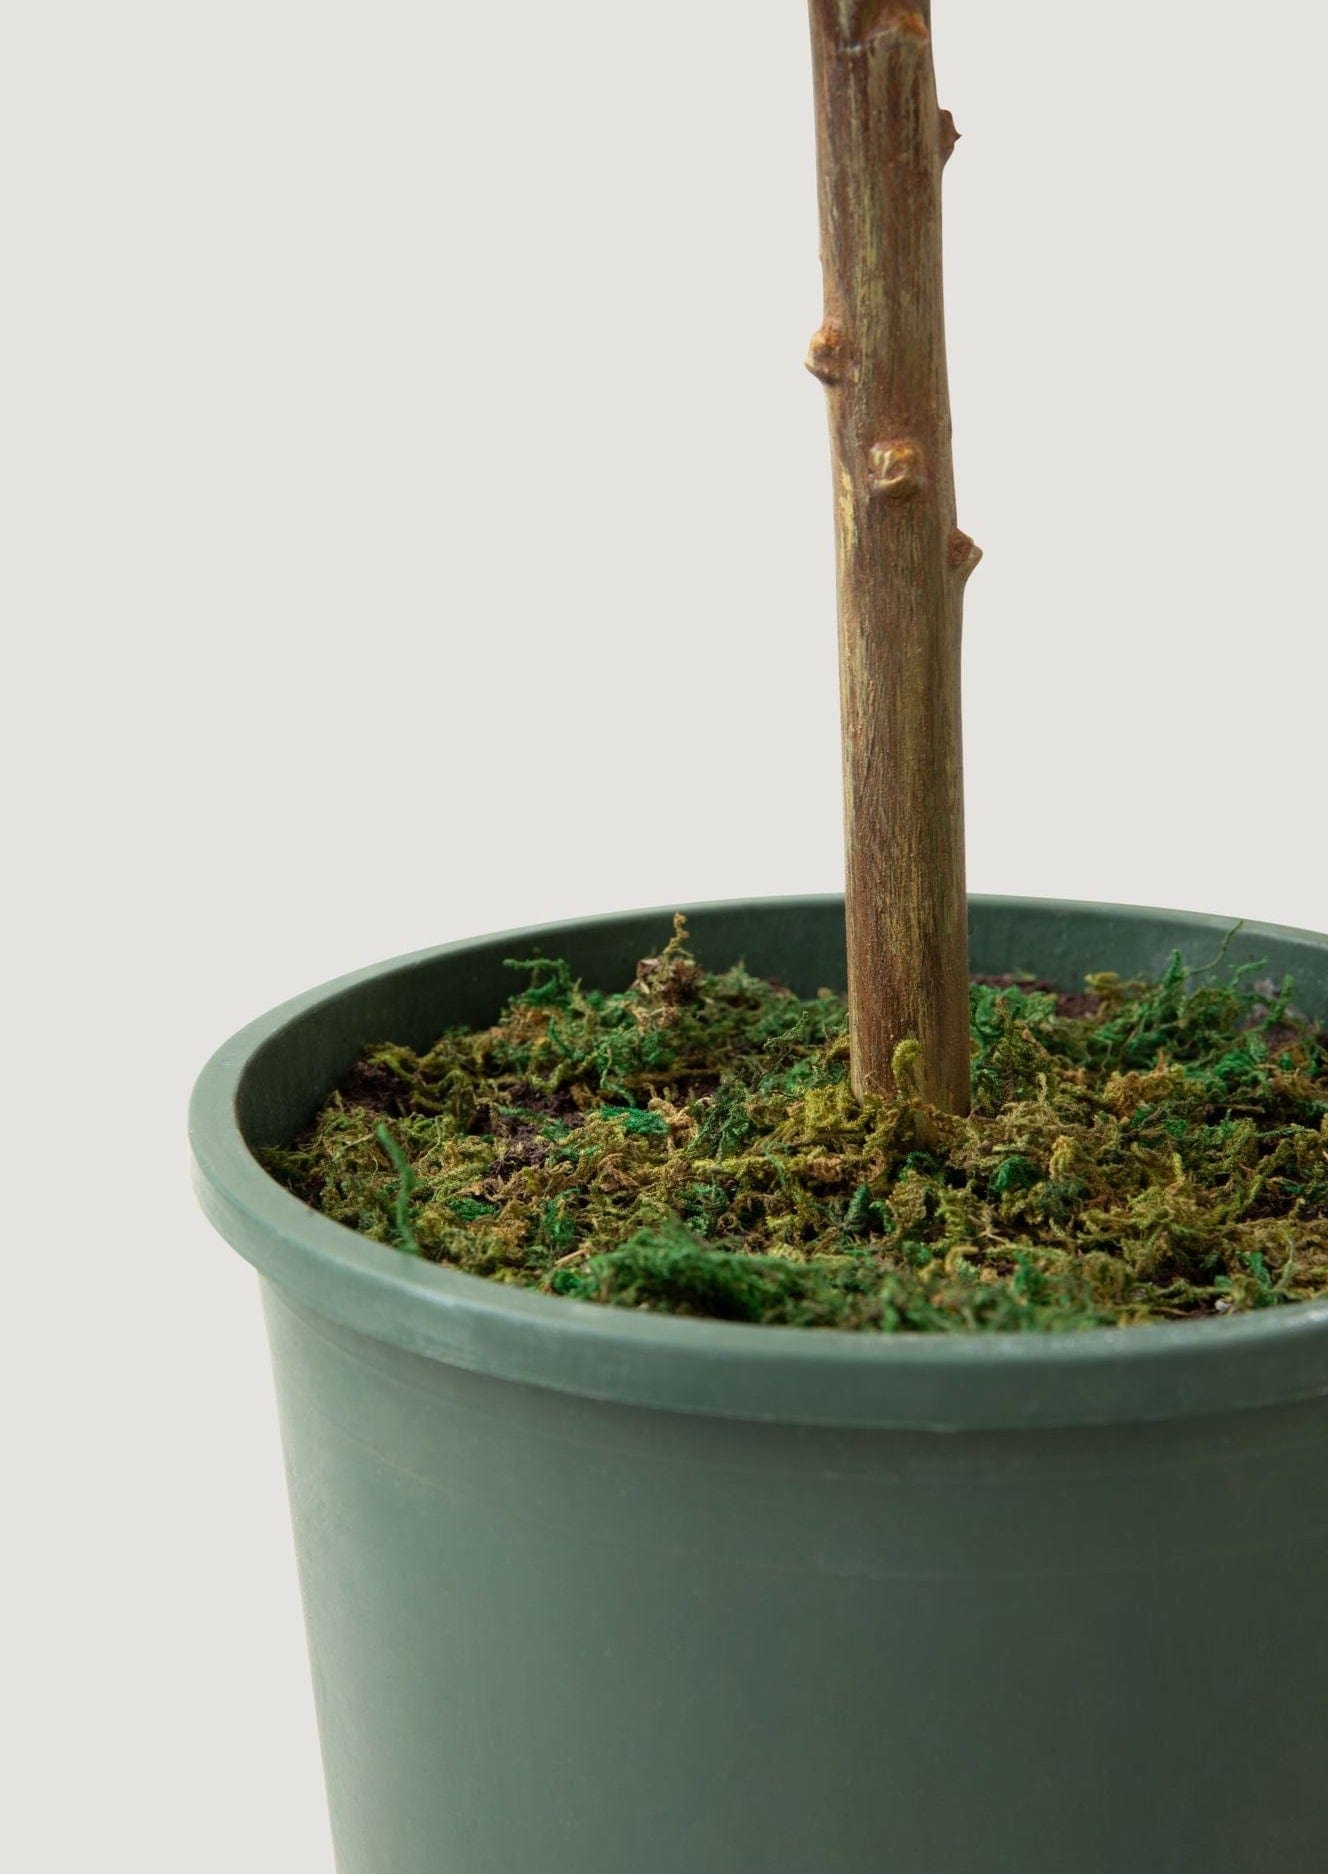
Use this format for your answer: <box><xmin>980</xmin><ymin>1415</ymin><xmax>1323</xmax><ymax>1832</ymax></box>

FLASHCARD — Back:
<box><xmin>262</xmin><ymin>917</ymin><xmax>1328</xmax><ymax>1331</ymax></box>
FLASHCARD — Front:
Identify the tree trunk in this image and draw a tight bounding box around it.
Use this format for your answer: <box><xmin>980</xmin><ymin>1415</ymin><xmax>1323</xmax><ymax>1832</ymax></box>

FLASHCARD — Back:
<box><xmin>806</xmin><ymin>0</ymin><xmax>978</xmax><ymax>1111</ymax></box>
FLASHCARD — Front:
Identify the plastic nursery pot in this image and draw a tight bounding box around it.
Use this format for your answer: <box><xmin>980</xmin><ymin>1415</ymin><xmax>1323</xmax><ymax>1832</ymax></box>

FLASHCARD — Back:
<box><xmin>191</xmin><ymin>896</ymin><xmax>1328</xmax><ymax>1874</ymax></box>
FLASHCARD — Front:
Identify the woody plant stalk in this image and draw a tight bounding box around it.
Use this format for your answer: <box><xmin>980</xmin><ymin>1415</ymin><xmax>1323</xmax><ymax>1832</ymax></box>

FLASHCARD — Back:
<box><xmin>808</xmin><ymin>0</ymin><xmax>978</xmax><ymax>1112</ymax></box>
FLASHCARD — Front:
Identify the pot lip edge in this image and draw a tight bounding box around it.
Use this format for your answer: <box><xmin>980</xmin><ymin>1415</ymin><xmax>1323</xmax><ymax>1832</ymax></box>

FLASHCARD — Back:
<box><xmin>188</xmin><ymin>892</ymin><xmax>1328</xmax><ymax>1431</ymax></box>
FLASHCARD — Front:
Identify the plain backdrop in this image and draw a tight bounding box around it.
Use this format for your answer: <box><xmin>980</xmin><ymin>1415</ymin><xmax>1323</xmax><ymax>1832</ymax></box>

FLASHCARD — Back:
<box><xmin>6</xmin><ymin>1</ymin><xmax>1326</xmax><ymax>1866</ymax></box>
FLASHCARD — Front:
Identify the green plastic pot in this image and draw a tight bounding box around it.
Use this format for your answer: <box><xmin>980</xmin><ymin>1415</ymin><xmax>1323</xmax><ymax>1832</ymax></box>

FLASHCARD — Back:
<box><xmin>190</xmin><ymin>897</ymin><xmax>1328</xmax><ymax>1874</ymax></box>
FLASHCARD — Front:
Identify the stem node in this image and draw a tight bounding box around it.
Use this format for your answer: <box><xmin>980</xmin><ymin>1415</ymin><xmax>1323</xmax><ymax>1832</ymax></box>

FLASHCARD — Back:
<box><xmin>948</xmin><ymin>528</ymin><xmax>983</xmax><ymax>579</ymax></box>
<box><xmin>805</xmin><ymin>320</ymin><xmax>846</xmax><ymax>384</ymax></box>
<box><xmin>868</xmin><ymin>439</ymin><xmax>926</xmax><ymax>498</ymax></box>
<box><xmin>939</xmin><ymin>108</ymin><xmax>960</xmax><ymax>164</ymax></box>
<box><xmin>864</xmin><ymin>7</ymin><xmax>930</xmax><ymax>48</ymax></box>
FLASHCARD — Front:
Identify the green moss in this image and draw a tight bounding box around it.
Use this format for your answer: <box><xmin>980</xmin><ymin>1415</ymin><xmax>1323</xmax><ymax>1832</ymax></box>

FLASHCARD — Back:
<box><xmin>261</xmin><ymin>916</ymin><xmax>1328</xmax><ymax>1332</ymax></box>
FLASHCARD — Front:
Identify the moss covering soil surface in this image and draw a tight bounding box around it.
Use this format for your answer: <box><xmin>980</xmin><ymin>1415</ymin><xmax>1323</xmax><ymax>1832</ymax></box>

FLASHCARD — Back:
<box><xmin>263</xmin><ymin>917</ymin><xmax>1328</xmax><ymax>1332</ymax></box>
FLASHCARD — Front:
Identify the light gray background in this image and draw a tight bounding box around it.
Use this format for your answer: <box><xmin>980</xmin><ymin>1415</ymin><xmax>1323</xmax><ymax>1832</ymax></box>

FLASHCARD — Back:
<box><xmin>7</xmin><ymin>2</ymin><xmax>1326</xmax><ymax>1866</ymax></box>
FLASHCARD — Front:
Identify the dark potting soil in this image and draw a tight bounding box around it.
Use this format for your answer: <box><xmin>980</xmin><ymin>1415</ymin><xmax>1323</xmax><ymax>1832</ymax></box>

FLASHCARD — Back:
<box><xmin>262</xmin><ymin>918</ymin><xmax>1328</xmax><ymax>1331</ymax></box>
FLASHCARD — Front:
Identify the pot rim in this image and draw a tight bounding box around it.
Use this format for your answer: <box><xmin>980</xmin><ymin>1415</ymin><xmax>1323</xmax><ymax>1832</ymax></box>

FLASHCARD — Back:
<box><xmin>190</xmin><ymin>894</ymin><xmax>1328</xmax><ymax>1431</ymax></box>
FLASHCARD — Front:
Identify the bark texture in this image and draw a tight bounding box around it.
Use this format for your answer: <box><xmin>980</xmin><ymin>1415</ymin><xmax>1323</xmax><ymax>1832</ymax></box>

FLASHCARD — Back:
<box><xmin>807</xmin><ymin>0</ymin><xmax>978</xmax><ymax>1111</ymax></box>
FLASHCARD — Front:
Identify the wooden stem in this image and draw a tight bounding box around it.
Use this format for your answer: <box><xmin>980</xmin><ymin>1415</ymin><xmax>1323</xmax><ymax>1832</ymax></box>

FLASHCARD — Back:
<box><xmin>806</xmin><ymin>0</ymin><xmax>977</xmax><ymax>1112</ymax></box>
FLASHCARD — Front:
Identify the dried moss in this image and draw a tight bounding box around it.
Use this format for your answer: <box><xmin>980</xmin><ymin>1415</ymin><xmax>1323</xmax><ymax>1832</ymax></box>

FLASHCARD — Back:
<box><xmin>262</xmin><ymin>917</ymin><xmax>1328</xmax><ymax>1332</ymax></box>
